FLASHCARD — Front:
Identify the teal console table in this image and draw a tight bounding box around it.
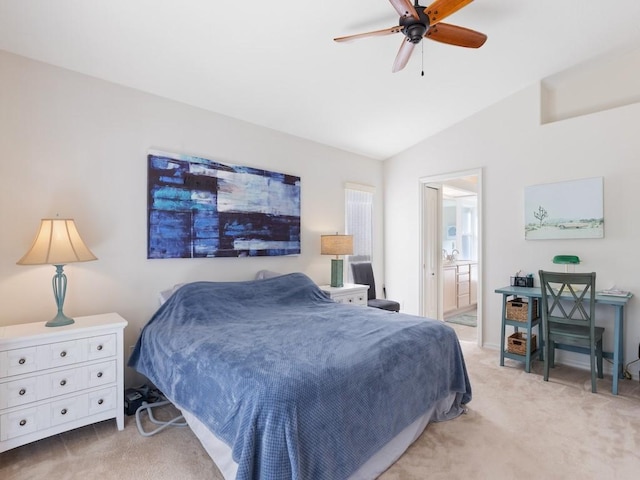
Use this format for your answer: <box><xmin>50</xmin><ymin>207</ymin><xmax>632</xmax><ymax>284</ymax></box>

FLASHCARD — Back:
<box><xmin>495</xmin><ymin>285</ymin><xmax>632</xmax><ymax>395</ymax></box>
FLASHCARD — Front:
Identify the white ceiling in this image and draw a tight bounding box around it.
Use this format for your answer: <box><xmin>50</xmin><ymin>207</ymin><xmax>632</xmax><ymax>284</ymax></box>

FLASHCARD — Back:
<box><xmin>1</xmin><ymin>1</ymin><xmax>640</xmax><ymax>160</ymax></box>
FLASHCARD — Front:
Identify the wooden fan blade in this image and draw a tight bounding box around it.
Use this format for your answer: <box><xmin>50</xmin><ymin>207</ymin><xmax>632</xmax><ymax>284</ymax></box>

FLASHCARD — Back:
<box><xmin>334</xmin><ymin>25</ymin><xmax>403</xmax><ymax>43</ymax></box>
<box><xmin>425</xmin><ymin>23</ymin><xmax>487</xmax><ymax>48</ymax></box>
<box><xmin>423</xmin><ymin>0</ymin><xmax>474</xmax><ymax>25</ymax></box>
<box><xmin>392</xmin><ymin>39</ymin><xmax>415</xmax><ymax>73</ymax></box>
<box><xmin>388</xmin><ymin>0</ymin><xmax>420</xmax><ymax>20</ymax></box>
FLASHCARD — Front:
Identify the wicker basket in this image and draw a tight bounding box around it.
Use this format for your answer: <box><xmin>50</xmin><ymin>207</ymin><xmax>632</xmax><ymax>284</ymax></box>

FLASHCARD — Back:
<box><xmin>507</xmin><ymin>332</ymin><xmax>537</xmax><ymax>355</ymax></box>
<box><xmin>506</xmin><ymin>298</ymin><xmax>538</xmax><ymax>322</ymax></box>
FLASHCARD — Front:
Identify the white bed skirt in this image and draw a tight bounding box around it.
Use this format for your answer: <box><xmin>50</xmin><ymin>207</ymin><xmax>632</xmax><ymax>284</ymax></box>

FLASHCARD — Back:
<box><xmin>177</xmin><ymin>391</ymin><xmax>461</xmax><ymax>480</ymax></box>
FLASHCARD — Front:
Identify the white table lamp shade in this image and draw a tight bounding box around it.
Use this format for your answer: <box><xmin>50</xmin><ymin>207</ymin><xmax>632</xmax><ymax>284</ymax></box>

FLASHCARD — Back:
<box><xmin>17</xmin><ymin>218</ymin><xmax>97</xmax><ymax>266</ymax></box>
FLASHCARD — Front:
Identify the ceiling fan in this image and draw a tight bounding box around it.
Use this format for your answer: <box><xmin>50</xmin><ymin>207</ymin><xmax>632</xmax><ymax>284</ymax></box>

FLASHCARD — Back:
<box><xmin>334</xmin><ymin>0</ymin><xmax>487</xmax><ymax>73</ymax></box>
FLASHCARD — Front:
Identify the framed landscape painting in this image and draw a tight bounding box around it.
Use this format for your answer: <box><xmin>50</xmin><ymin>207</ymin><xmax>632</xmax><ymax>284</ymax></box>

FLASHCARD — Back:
<box><xmin>524</xmin><ymin>177</ymin><xmax>604</xmax><ymax>240</ymax></box>
<box><xmin>148</xmin><ymin>150</ymin><xmax>301</xmax><ymax>258</ymax></box>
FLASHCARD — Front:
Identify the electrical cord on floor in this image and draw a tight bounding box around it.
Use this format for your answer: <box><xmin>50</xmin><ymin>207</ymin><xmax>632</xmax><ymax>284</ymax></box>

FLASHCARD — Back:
<box><xmin>129</xmin><ymin>385</ymin><xmax>188</xmax><ymax>436</ymax></box>
<box><xmin>602</xmin><ymin>357</ymin><xmax>637</xmax><ymax>381</ymax></box>
<box><xmin>135</xmin><ymin>399</ymin><xmax>187</xmax><ymax>437</ymax></box>
<box><xmin>623</xmin><ymin>357</ymin><xmax>639</xmax><ymax>381</ymax></box>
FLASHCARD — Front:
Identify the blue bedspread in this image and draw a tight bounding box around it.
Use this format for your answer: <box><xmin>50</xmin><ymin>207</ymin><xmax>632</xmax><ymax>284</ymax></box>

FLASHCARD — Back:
<box><xmin>129</xmin><ymin>273</ymin><xmax>471</xmax><ymax>480</ymax></box>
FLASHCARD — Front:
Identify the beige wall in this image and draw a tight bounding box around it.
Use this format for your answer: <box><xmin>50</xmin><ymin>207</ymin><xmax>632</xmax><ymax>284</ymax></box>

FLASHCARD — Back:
<box><xmin>0</xmin><ymin>50</ymin><xmax>384</xmax><ymax>384</ymax></box>
<box><xmin>384</xmin><ymin>53</ymin><xmax>640</xmax><ymax>374</ymax></box>
<box><xmin>5</xmin><ymin>44</ymin><xmax>639</xmax><ymax>382</ymax></box>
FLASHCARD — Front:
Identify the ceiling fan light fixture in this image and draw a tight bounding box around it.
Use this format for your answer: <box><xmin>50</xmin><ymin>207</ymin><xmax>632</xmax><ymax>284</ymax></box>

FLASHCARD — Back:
<box><xmin>405</xmin><ymin>23</ymin><xmax>427</xmax><ymax>43</ymax></box>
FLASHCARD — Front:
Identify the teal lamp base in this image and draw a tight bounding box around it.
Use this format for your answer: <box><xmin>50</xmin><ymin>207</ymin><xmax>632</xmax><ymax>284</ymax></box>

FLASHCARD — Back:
<box><xmin>46</xmin><ymin>311</ymin><xmax>75</xmax><ymax>327</ymax></box>
<box><xmin>46</xmin><ymin>265</ymin><xmax>75</xmax><ymax>327</ymax></box>
<box><xmin>330</xmin><ymin>258</ymin><xmax>344</xmax><ymax>288</ymax></box>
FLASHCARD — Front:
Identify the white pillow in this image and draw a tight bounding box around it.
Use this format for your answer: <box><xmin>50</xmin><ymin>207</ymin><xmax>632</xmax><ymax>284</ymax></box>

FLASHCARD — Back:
<box><xmin>255</xmin><ymin>270</ymin><xmax>283</xmax><ymax>280</ymax></box>
<box><xmin>158</xmin><ymin>283</ymin><xmax>185</xmax><ymax>305</ymax></box>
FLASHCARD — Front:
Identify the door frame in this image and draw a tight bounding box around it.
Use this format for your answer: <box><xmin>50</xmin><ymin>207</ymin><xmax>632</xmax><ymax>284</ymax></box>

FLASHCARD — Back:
<box><xmin>419</xmin><ymin>168</ymin><xmax>483</xmax><ymax>346</ymax></box>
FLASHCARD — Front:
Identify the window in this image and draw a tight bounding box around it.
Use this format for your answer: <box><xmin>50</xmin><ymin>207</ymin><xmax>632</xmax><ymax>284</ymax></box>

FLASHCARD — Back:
<box><xmin>344</xmin><ymin>183</ymin><xmax>374</xmax><ymax>283</ymax></box>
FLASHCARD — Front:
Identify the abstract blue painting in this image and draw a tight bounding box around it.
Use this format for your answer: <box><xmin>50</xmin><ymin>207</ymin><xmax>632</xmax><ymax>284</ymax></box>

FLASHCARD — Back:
<box><xmin>147</xmin><ymin>150</ymin><xmax>301</xmax><ymax>258</ymax></box>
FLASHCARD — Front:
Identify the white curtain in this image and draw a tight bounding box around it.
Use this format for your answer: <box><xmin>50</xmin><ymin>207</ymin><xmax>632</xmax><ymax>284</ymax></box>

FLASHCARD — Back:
<box><xmin>344</xmin><ymin>184</ymin><xmax>374</xmax><ymax>283</ymax></box>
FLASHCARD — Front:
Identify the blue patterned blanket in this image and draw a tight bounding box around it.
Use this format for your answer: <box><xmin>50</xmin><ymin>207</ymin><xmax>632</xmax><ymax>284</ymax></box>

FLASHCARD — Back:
<box><xmin>129</xmin><ymin>273</ymin><xmax>471</xmax><ymax>479</ymax></box>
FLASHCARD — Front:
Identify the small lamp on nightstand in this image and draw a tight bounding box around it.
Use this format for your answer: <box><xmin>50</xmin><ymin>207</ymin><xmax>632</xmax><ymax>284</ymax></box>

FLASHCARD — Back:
<box><xmin>321</xmin><ymin>234</ymin><xmax>353</xmax><ymax>288</ymax></box>
<box><xmin>17</xmin><ymin>218</ymin><xmax>97</xmax><ymax>327</ymax></box>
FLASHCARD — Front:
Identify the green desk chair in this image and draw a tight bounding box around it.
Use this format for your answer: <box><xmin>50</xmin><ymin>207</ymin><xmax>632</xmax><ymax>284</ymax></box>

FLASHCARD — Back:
<box><xmin>538</xmin><ymin>270</ymin><xmax>604</xmax><ymax>393</ymax></box>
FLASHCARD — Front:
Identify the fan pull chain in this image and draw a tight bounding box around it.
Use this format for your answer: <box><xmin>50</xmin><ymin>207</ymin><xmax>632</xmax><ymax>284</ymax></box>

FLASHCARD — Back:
<box><xmin>421</xmin><ymin>41</ymin><xmax>424</xmax><ymax>76</ymax></box>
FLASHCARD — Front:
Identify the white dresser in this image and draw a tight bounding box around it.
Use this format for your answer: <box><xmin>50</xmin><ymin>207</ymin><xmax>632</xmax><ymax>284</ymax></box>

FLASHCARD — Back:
<box><xmin>0</xmin><ymin>313</ymin><xmax>127</xmax><ymax>453</ymax></box>
<box><xmin>319</xmin><ymin>283</ymin><xmax>369</xmax><ymax>306</ymax></box>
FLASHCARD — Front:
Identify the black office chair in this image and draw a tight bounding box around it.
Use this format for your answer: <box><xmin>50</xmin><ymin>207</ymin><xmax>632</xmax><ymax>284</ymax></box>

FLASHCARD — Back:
<box><xmin>538</xmin><ymin>270</ymin><xmax>603</xmax><ymax>393</ymax></box>
<box><xmin>350</xmin><ymin>262</ymin><xmax>400</xmax><ymax>312</ymax></box>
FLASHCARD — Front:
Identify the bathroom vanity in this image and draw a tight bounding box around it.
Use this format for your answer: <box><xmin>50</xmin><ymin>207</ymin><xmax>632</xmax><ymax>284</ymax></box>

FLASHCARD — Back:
<box><xmin>443</xmin><ymin>261</ymin><xmax>477</xmax><ymax>315</ymax></box>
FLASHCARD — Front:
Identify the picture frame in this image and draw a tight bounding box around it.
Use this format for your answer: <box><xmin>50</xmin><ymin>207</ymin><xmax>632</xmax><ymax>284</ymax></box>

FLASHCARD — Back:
<box><xmin>524</xmin><ymin>177</ymin><xmax>604</xmax><ymax>240</ymax></box>
<box><xmin>147</xmin><ymin>150</ymin><xmax>301</xmax><ymax>258</ymax></box>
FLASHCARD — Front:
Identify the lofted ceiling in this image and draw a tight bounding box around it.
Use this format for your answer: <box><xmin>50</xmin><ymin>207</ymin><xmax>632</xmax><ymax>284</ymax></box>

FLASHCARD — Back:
<box><xmin>1</xmin><ymin>1</ymin><xmax>640</xmax><ymax>160</ymax></box>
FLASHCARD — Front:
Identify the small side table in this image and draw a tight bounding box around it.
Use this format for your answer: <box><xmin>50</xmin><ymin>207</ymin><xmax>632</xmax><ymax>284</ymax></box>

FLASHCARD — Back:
<box><xmin>495</xmin><ymin>288</ymin><xmax>542</xmax><ymax>373</ymax></box>
<box><xmin>319</xmin><ymin>283</ymin><xmax>369</xmax><ymax>306</ymax></box>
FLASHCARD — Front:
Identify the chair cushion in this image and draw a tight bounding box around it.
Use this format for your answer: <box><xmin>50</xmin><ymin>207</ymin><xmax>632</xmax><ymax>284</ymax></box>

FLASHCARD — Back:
<box><xmin>368</xmin><ymin>299</ymin><xmax>400</xmax><ymax>312</ymax></box>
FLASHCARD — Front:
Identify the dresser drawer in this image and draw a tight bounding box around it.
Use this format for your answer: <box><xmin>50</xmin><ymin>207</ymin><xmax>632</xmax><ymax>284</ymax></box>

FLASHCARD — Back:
<box><xmin>1</xmin><ymin>347</ymin><xmax>38</xmax><ymax>378</ymax></box>
<box><xmin>88</xmin><ymin>387</ymin><xmax>117</xmax><ymax>416</ymax></box>
<box><xmin>332</xmin><ymin>292</ymin><xmax>367</xmax><ymax>305</ymax></box>
<box><xmin>38</xmin><ymin>340</ymin><xmax>81</xmax><ymax>369</ymax></box>
<box><xmin>84</xmin><ymin>361</ymin><xmax>116</xmax><ymax>388</ymax></box>
<box><xmin>48</xmin><ymin>394</ymin><xmax>88</xmax><ymax>428</ymax></box>
<box><xmin>40</xmin><ymin>367</ymin><xmax>82</xmax><ymax>399</ymax></box>
<box><xmin>0</xmin><ymin>376</ymin><xmax>38</xmax><ymax>409</ymax></box>
<box><xmin>0</xmin><ymin>406</ymin><xmax>39</xmax><ymax>441</ymax></box>
<box><xmin>320</xmin><ymin>284</ymin><xmax>369</xmax><ymax>307</ymax></box>
<box><xmin>85</xmin><ymin>334</ymin><xmax>116</xmax><ymax>360</ymax></box>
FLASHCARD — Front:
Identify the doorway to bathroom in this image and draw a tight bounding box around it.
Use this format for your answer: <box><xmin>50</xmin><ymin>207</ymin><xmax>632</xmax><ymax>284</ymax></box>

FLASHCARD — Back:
<box><xmin>420</xmin><ymin>169</ymin><xmax>482</xmax><ymax>345</ymax></box>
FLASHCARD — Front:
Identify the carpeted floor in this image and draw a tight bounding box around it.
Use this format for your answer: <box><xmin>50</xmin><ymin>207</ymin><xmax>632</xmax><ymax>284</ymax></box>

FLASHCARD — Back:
<box><xmin>2</xmin><ymin>339</ymin><xmax>639</xmax><ymax>479</ymax></box>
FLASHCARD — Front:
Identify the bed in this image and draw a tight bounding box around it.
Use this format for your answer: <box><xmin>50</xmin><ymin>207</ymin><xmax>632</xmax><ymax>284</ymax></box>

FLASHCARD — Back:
<box><xmin>128</xmin><ymin>272</ymin><xmax>471</xmax><ymax>480</ymax></box>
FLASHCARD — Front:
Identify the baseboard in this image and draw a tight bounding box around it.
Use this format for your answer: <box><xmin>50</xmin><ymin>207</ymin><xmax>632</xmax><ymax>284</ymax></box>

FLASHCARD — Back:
<box><xmin>484</xmin><ymin>343</ymin><xmax>640</xmax><ymax>381</ymax></box>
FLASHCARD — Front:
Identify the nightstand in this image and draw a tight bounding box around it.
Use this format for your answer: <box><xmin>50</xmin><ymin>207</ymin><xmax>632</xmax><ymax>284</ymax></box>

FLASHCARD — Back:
<box><xmin>319</xmin><ymin>283</ymin><xmax>369</xmax><ymax>306</ymax></box>
<box><xmin>0</xmin><ymin>313</ymin><xmax>127</xmax><ymax>453</ymax></box>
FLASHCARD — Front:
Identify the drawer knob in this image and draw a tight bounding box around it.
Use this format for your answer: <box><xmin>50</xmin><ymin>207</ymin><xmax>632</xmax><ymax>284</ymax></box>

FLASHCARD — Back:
<box><xmin>98</xmin><ymin>399</ymin><xmax>104</xmax><ymax>405</ymax></box>
<box><xmin>19</xmin><ymin>388</ymin><xmax>26</xmax><ymax>396</ymax></box>
<box><xmin>60</xmin><ymin>379</ymin><xmax>67</xmax><ymax>386</ymax></box>
<box><xmin>97</xmin><ymin>344</ymin><xmax>103</xmax><ymax>351</ymax></box>
<box><xmin>97</xmin><ymin>372</ymin><xmax>103</xmax><ymax>378</ymax></box>
<box><xmin>19</xmin><ymin>419</ymin><xmax>27</xmax><ymax>426</ymax></box>
<box><xmin>61</xmin><ymin>408</ymin><xmax>68</xmax><ymax>415</ymax></box>
<box><xmin>18</xmin><ymin>358</ymin><xmax>26</xmax><ymax>365</ymax></box>
<box><xmin>60</xmin><ymin>351</ymin><xmax>67</xmax><ymax>358</ymax></box>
